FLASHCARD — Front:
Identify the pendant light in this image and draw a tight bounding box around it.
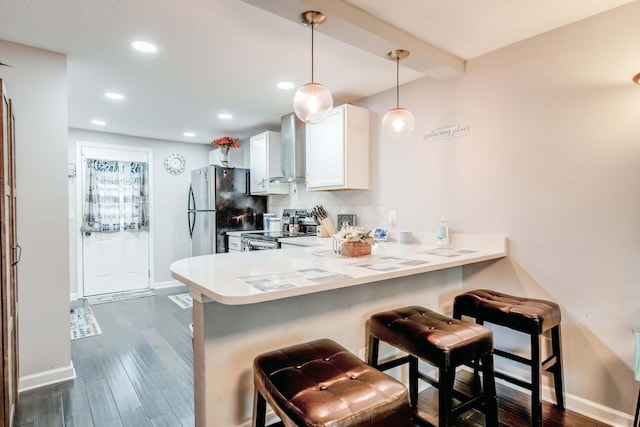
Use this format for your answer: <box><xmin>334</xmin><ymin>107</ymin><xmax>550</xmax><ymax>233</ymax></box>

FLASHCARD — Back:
<box><xmin>634</xmin><ymin>72</ymin><xmax>640</xmax><ymax>85</ymax></box>
<box><xmin>382</xmin><ymin>50</ymin><xmax>415</xmax><ymax>138</ymax></box>
<box><xmin>293</xmin><ymin>11</ymin><xmax>333</xmax><ymax>124</ymax></box>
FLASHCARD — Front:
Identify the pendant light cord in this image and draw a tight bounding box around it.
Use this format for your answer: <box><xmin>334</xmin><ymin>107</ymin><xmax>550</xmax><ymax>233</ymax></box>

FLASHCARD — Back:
<box><xmin>395</xmin><ymin>57</ymin><xmax>400</xmax><ymax>109</ymax></box>
<box><xmin>311</xmin><ymin>22</ymin><xmax>315</xmax><ymax>83</ymax></box>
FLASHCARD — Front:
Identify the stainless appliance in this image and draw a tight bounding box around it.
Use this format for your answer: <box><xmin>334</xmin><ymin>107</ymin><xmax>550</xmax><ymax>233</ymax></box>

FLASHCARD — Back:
<box><xmin>241</xmin><ymin>208</ymin><xmax>317</xmax><ymax>251</ymax></box>
<box><xmin>188</xmin><ymin>165</ymin><xmax>267</xmax><ymax>255</ymax></box>
<box><xmin>268</xmin><ymin>113</ymin><xmax>306</xmax><ymax>183</ymax></box>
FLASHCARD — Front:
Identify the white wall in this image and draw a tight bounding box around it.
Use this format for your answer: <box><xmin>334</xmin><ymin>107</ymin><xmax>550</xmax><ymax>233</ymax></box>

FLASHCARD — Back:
<box><xmin>0</xmin><ymin>40</ymin><xmax>73</xmax><ymax>388</ymax></box>
<box><xmin>270</xmin><ymin>2</ymin><xmax>640</xmax><ymax>422</ymax></box>
<box><xmin>68</xmin><ymin>129</ymin><xmax>212</xmax><ymax>295</ymax></box>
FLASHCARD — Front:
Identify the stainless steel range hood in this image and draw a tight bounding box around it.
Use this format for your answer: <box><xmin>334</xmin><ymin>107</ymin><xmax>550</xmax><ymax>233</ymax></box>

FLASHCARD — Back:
<box><xmin>269</xmin><ymin>113</ymin><xmax>306</xmax><ymax>183</ymax></box>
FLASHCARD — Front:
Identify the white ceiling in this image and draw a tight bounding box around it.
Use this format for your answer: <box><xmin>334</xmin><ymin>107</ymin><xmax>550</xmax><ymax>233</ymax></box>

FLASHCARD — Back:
<box><xmin>0</xmin><ymin>0</ymin><xmax>632</xmax><ymax>143</ymax></box>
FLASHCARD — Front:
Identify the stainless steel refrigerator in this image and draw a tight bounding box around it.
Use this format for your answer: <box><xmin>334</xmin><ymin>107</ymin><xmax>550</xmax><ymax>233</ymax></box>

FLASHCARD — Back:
<box><xmin>188</xmin><ymin>165</ymin><xmax>267</xmax><ymax>255</ymax></box>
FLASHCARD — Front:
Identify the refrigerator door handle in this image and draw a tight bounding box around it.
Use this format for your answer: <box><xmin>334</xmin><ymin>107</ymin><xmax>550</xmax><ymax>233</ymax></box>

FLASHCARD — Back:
<box><xmin>188</xmin><ymin>185</ymin><xmax>196</xmax><ymax>211</ymax></box>
<box><xmin>188</xmin><ymin>211</ymin><xmax>195</xmax><ymax>238</ymax></box>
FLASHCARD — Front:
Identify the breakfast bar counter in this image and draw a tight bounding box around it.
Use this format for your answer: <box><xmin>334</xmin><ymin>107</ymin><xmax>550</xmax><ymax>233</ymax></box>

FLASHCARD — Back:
<box><xmin>170</xmin><ymin>233</ymin><xmax>506</xmax><ymax>426</ymax></box>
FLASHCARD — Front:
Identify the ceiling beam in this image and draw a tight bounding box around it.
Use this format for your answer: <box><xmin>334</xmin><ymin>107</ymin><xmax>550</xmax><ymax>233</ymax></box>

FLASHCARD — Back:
<box><xmin>241</xmin><ymin>0</ymin><xmax>465</xmax><ymax>80</ymax></box>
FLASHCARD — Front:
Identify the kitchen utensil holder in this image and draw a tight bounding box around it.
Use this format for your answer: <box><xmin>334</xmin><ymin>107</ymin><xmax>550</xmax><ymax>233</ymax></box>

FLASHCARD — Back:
<box><xmin>318</xmin><ymin>217</ymin><xmax>334</xmax><ymax>237</ymax></box>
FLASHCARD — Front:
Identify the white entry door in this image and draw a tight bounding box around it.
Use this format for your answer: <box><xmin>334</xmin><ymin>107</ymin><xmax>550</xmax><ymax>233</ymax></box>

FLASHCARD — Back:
<box><xmin>79</xmin><ymin>145</ymin><xmax>151</xmax><ymax>296</ymax></box>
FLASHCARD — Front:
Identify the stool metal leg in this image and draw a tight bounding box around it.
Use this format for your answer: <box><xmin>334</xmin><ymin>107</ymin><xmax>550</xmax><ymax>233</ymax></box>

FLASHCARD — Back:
<box><xmin>550</xmin><ymin>325</ymin><xmax>565</xmax><ymax>408</ymax></box>
<box><xmin>252</xmin><ymin>388</ymin><xmax>267</xmax><ymax>427</ymax></box>
<box><xmin>409</xmin><ymin>355</ymin><xmax>419</xmax><ymax>407</ymax></box>
<box><xmin>531</xmin><ymin>332</ymin><xmax>542</xmax><ymax>427</ymax></box>
<box><xmin>480</xmin><ymin>353</ymin><xmax>499</xmax><ymax>426</ymax></box>
<box><xmin>367</xmin><ymin>333</ymin><xmax>380</xmax><ymax>367</ymax></box>
<box><xmin>439</xmin><ymin>364</ymin><xmax>454</xmax><ymax>427</ymax></box>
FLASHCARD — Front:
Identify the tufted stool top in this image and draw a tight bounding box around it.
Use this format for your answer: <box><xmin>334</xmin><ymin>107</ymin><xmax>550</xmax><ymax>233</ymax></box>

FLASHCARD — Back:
<box><xmin>368</xmin><ymin>306</ymin><xmax>493</xmax><ymax>367</ymax></box>
<box><xmin>454</xmin><ymin>289</ymin><xmax>561</xmax><ymax>334</ymax></box>
<box><xmin>253</xmin><ymin>338</ymin><xmax>412</xmax><ymax>427</ymax></box>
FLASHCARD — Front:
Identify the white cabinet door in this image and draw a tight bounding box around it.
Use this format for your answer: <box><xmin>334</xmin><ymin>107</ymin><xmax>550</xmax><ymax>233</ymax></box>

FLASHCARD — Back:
<box><xmin>306</xmin><ymin>108</ymin><xmax>344</xmax><ymax>188</ymax></box>
<box><xmin>228</xmin><ymin>235</ymin><xmax>242</xmax><ymax>251</ymax></box>
<box><xmin>250</xmin><ymin>132</ymin><xmax>268</xmax><ymax>194</ymax></box>
<box><xmin>250</xmin><ymin>131</ymin><xmax>287</xmax><ymax>195</ymax></box>
<box><xmin>305</xmin><ymin>104</ymin><xmax>369</xmax><ymax>191</ymax></box>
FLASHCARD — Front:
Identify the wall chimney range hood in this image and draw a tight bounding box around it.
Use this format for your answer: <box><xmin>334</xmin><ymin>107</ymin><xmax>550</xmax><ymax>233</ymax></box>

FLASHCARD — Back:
<box><xmin>269</xmin><ymin>113</ymin><xmax>306</xmax><ymax>183</ymax></box>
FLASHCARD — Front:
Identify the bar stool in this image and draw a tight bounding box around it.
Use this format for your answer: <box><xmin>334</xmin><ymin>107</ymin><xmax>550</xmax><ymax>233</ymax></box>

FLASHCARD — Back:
<box><xmin>367</xmin><ymin>306</ymin><xmax>498</xmax><ymax>427</ymax></box>
<box><xmin>252</xmin><ymin>338</ymin><xmax>413</xmax><ymax>427</ymax></box>
<box><xmin>453</xmin><ymin>289</ymin><xmax>564</xmax><ymax>427</ymax></box>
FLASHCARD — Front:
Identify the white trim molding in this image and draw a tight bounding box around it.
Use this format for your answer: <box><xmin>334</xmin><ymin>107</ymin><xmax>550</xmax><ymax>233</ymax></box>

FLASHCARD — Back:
<box><xmin>19</xmin><ymin>362</ymin><xmax>76</xmax><ymax>392</ymax></box>
<box><xmin>153</xmin><ymin>280</ymin><xmax>184</xmax><ymax>289</ymax></box>
<box><xmin>541</xmin><ymin>385</ymin><xmax>633</xmax><ymax>427</ymax></box>
<box><xmin>74</xmin><ymin>141</ymin><xmax>154</xmax><ymax>299</ymax></box>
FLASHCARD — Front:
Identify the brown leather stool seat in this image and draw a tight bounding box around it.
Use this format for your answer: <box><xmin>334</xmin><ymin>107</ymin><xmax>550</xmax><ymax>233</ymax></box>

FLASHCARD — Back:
<box><xmin>453</xmin><ymin>289</ymin><xmax>565</xmax><ymax>427</ymax></box>
<box><xmin>252</xmin><ymin>338</ymin><xmax>413</xmax><ymax>427</ymax></box>
<box><xmin>367</xmin><ymin>306</ymin><xmax>498</xmax><ymax>427</ymax></box>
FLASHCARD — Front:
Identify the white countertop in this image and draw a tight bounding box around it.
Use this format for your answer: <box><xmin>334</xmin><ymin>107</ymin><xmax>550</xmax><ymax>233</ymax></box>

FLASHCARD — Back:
<box><xmin>170</xmin><ymin>233</ymin><xmax>506</xmax><ymax>306</ymax></box>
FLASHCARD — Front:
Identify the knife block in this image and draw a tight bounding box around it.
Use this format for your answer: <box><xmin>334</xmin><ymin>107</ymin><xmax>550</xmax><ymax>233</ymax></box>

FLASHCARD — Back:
<box><xmin>318</xmin><ymin>218</ymin><xmax>335</xmax><ymax>237</ymax></box>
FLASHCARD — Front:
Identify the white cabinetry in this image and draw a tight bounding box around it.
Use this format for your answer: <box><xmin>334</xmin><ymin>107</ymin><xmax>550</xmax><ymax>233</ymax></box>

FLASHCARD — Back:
<box><xmin>249</xmin><ymin>131</ymin><xmax>288</xmax><ymax>195</ymax></box>
<box><xmin>305</xmin><ymin>104</ymin><xmax>369</xmax><ymax>191</ymax></box>
<box><xmin>228</xmin><ymin>235</ymin><xmax>242</xmax><ymax>251</ymax></box>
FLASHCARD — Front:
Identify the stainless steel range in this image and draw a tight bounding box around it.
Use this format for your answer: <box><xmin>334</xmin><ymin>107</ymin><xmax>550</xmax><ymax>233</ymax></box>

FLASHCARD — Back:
<box><xmin>241</xmin><ymin>209</ymin><xmax>317</xmax><ymax>251</ymax></box>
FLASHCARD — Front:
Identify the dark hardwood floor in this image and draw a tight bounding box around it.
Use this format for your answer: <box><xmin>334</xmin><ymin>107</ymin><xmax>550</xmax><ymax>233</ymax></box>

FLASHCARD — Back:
<box><xmin>15</xmin><ymin>286</ymin><xmax>194</xmax><ymax>427</ymax></box>
<box><xmin>413</xmin><ymin>369</ymin><xmax>610</xmax><ymax>426</ymax></box>
<box><xmin>15</xmin><ymin>286</ymin><xmax>610</xmax><ymax>426</ymax></box>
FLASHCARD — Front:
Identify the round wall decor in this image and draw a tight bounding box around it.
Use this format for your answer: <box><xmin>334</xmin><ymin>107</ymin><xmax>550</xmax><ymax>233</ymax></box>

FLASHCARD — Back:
<box><xmin>164</xmin><ymin>153</ymin><xmax>186</xmax><ymax>175</ymax></box>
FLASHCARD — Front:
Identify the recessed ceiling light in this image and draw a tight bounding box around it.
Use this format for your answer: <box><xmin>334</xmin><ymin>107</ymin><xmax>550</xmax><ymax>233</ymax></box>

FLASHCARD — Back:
<box><xmin>218</xmin><ymin>113</ymin><xmax>232</xmax><ymax>120</ymax></box>
<box><xmin>105</xmin><ymin>92</ymin><xmax>124</xmax><ymax>100</ymax></box>
<box><xmin>183</xmin><ymin>132</ymin><xmax>195</xmax><ymax>137</ymax></box>
<box><xmin>91</xmin><ymin>119</ymin><xmax>106</xmax><ymax>126</ymax></box>
<box><xmin>131</xmin><ymin>40</ymin><xmax>157</xmax><ymax>53</ymax></box>
<box><xmin>277</xmin><ymin>81</ymin><xmax>295</xmax><ymax>90</ymax></box>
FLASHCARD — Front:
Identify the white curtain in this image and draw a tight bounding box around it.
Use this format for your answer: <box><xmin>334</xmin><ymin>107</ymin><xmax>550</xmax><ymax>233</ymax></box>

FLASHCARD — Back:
<box><xmin>81</xmin><ymin>159</ymin><xmax>149</xmax><ymax>233</ymax></box>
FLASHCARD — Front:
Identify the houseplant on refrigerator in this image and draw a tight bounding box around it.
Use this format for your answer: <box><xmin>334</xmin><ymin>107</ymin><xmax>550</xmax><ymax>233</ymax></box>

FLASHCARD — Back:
<box><xmin>211</xmin><ymin>136</ymin><xmax>240</xmax><ymax>167</ymax></box>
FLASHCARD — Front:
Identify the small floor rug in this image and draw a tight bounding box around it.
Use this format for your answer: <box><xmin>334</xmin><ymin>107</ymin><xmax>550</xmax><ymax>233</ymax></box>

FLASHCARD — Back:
<box><xmin>169</xmin><ymin>293</ymin><xmax>193</xmax><ymax>309</ymax></box>
<box><xmin>87</xmin><ymin>289</ymin><xmax>155</xmax><ymax>305</ymax></box>
<box><xmin>70</xmin><ymin>306</ymin><xmax>102</xmax><ymax>340</ymax></box>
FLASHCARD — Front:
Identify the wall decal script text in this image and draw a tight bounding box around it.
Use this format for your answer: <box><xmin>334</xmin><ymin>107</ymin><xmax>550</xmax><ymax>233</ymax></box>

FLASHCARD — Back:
<box><xmin>424</xmin><ymin>124</ymin><xmax>471</xmax><ymax>142</ymax></box>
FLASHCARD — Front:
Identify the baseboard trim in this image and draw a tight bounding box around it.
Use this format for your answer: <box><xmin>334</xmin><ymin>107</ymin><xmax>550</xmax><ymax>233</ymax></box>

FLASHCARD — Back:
<box><xmin>541</xmin><ymin>385</ymin><xmax>633</xmax><ymax>427</ymax></box>
<box><xmin>70</xmin><ymin>281</ymin><xmax>184</xmax><ymax>300</ymax></box>
<box><xmin>460</xmin><ymin>366</ymin><xmax>632</xmax><ymax>426</ymax></box>
<box><xmin>153</xmin><ymin>280</ymin><xmax>184</xmax><ymax>289</ymax></box>
<box><xmin>19</xmin><ymin>361</ymin><xmax>76</xmax><ymax>392</ymax></box>
<box><xmin>497</xmin><ymin>376</ymin><xmax>632</xmax><ymax>427</ymax></box>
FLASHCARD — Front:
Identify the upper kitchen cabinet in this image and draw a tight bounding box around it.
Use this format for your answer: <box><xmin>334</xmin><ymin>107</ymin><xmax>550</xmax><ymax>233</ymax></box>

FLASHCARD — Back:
<box><xmin>305</xmin><ymin>104</ymin><xmax>369</xmax><ymax>191</ymax></box>
<box><xmin>250</xmin><ymin>131</ymin><xmax>288</xmax><ymax>195</ymax></box>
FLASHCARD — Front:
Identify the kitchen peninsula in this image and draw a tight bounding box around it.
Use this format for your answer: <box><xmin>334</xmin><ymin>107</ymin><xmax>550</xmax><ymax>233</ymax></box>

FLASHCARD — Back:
<box><xmin>170</xmin><ymin>233</ymin><xmax>506</xmax><ymax>426</ymax></box>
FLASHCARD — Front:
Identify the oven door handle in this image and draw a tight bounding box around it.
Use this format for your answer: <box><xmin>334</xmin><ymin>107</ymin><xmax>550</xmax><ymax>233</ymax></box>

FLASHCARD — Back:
<box><xmin>245</xmin><ymin>239</ymin><xmax>278</xmax><ymax>250</ymax></box>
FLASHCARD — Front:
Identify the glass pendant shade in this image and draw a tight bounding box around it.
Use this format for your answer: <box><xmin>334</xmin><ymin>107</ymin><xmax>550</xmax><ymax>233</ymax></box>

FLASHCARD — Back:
<box><xmin>294</xmin><ymin>11</ymin><xmax>332</xmax><ymax>124</ymax></box>
<box><xmin>382</xmin><ymin>49</ymin><xmax>414</xmax><ymax>139</ymax></box>
<box><xmin>382</xmin><ymin>107</ymin><xmax>415</xmax><ymax>138</ymax></box>
<box><xmin>293</xmin><ymin>82</ymin><xmax>333</xmax><ymax>124</ymax></box>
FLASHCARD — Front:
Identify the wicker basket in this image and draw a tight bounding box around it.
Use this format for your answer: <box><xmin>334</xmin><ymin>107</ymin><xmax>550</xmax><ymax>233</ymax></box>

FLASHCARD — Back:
<box><xmin>341</xmin><ymin>241</ymin><xmax>372</xmax><ymax>257</ymax></box>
